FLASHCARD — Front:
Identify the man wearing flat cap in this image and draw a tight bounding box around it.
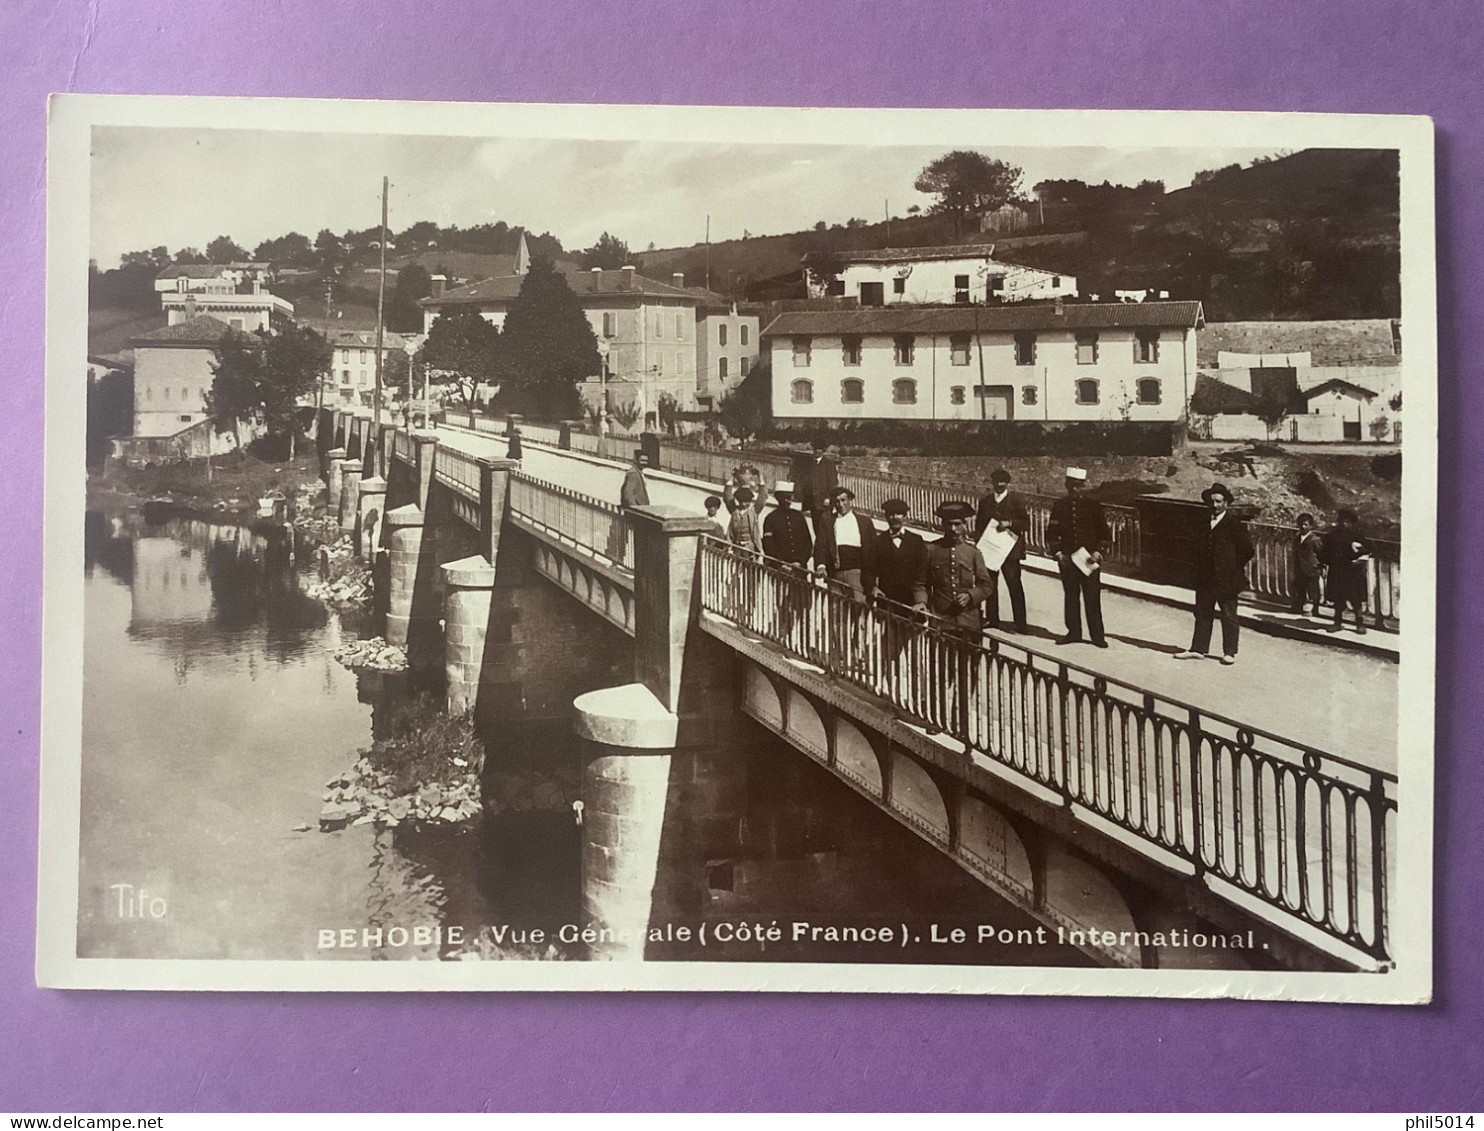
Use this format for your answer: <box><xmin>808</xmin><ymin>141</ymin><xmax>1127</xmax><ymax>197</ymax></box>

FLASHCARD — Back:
<box><xmin>763</xmin><ymin>480</ymin><xmax>815</xmax><ymax>649</ymax></box>
<box><xmin>1175</xmin><ymin>482</ymin><xmax>1254</xmax><ymax>665</ymax></box>
<box><xmin>873</xmin><ymin>499</ymin><xmax>929</xmax><ymax>611</ymax></box>
<box><xmin>974</xmin><ymin>467</ymin><xmax>1030</xmax><ymax>633</ymax></box>
<box><xmin>1046</xmin><ymin>467</ymin><xmax>1111</xmax><ymax>647</ymax></box>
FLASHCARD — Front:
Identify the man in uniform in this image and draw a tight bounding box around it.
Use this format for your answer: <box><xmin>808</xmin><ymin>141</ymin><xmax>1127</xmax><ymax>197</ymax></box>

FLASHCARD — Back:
<box><xmin>762</xmin><ymin>480</ymin><xmax>814</xmax><ymax>651</ymax></box>
<box><xmin>1046</xmin><ymin>466</ymin><xmax>1111</xmax><ymax>648</ymax></box>
<box><xmin>912</xmin><ymin>501</ymin><xmax>993</xmax><ymax>733</ymax></box>
<box><xmin>870</xmin><ymin>499</ymin><xmax>929</xmax><ymax>698</ymax></box>
<box><xmin>973</xmin><ymin>467</ymin><xmax>1030</xmax><ymax>633</ymax></box>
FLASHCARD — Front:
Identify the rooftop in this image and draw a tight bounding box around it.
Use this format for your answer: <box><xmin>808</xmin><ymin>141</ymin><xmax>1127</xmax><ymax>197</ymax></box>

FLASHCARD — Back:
<box><xmin>155</xmin><ymin>262</ymin><xmax>271</xmax><ymax>280</ymax></box>
<box><xmin>326</xmin><ymin>327</ymin><xmax>407</xmax><ymax>349</ymax></box>
<box><xmin>836</xmin><ymin>245</ymin><xmax>1037</xmax><ymax>267</ymax></box>
<box><xmin>131</xmin><ymin>314</ymin><xmax>240</xmax><ymax>346</ymax></box>
<box><xmin>1199</xmin><ymin>320</ymin><xmax>1401</xmax><ymax>368</ymax></box>
<box><xmin>423</xmin><ymin>264</ymin><xmax>700</xmax><ymax>307</ymax></box>
<box><xmin>762</xmin><ymin>301</ymin><xmax>1205</xmax><ymax>338</ymax></box>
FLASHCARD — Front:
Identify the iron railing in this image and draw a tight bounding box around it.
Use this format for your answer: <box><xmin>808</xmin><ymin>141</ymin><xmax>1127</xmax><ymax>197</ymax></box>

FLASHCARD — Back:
<box><xmin>508</xmin><ymin>471</ymin><xmax>634</xmax><ymax>574</ymax></box>
<box><xmin>1246</xmin><ymin>523</ymin><xmax>1399</xmax><ymax>628</ymax></box>
<box><xmin>698</xmin><ymin>539</ymin><xmax>1396</xmax><ymax>964</ymax></box>
<box><xmin>392</xmin><ymin>429</ymin><xmax>414</xmax><ymax>466</ymax></box>
<box><xmin>433</xmin><ymin>446</ymin><xmax>482</xmax><ymax>500</ymax></box>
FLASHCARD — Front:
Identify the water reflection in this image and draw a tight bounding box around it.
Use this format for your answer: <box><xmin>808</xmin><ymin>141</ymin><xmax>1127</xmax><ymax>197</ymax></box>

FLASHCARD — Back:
<box><xmin>79</xmin><ymin>510</ymin><xmax>1087</xmax><ymax>967</ymax></box>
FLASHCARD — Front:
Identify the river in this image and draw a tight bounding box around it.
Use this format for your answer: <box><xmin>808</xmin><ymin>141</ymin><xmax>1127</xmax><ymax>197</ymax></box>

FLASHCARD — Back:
<box><xmin>78</xmin><ymin>511</ymin><xmax>1088</xmax><ymax>967</ymax></box>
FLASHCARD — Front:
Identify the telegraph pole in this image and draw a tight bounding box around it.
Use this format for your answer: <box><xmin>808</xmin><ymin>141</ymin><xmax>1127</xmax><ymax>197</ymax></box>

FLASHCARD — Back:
<box><xmin>373</xmin><ymin>175</ymin><xmax>388</xmax><ymax>428</ymax></box>
<box><xmin>704</xmin><ymin>215</ymin><xmax>711</xmax><ymax>291</ymax></box>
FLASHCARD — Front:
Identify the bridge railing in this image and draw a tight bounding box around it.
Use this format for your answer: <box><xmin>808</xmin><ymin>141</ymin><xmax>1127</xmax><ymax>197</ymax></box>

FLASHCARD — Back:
<box><xmin>433</xmin><ymin>445</ymin><xmax>482</xmax><ymax>500</ymax></box>
<box><xmin>1245</xmin><ymin>522</ymin><xmax>1399</xmax><ymax>628</ymax></box>
<box><xmin>392</xmin><ymin>429</ymin><xmax>414</xmax><ymax>466</ymax></box>
<box><xmin>697</xmin><ymin>539</ymin><xmax>1396</xmax><ymax>964</ymax></box>
<box><xmin>508</xmin><ymin>471</ymin><xmax>634</xmax><ymax>574</ymax></box>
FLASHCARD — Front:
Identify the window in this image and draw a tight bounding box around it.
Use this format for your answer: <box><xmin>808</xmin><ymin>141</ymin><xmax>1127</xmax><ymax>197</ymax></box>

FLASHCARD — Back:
<box><xmin>892</xmin><ymin>277</ymin><xmax>906</xmax><ymax>296</ymax></box>
<box><xmin>603</xmin><ymin>312</ymin><xmax>616</xmax><ymax>338</ymax></box>
<box><xmin>181</xmin><ymin>388</ymin><xmax>188</xmax><ymax>400</ymax></box>
<box><xmin>1075</xmin><ymin>378</ymin><xmax>1100</xmax><ymax>405</ymax></box>
<box><xmin>1076</xmin><ymin>331</ymin><xmax>1099</xmax><ymax>365</ymax></box>
<box><xmin>949</xmin><ymin>333</ymin><xmax>972</xmax><ymax>366</ymax></box>
<box><xmin>229</xmin><ymin>318</ymin><xmax>243</xmax><ymax>330</ymax></box>
<box><xmin>790</xmin><ymin>379</ymin><xmax>814</xmax><ymax>404</ymax></box>
<box><xmin>892</xmin><ymin>379</ymin><xmax>917</xmax><ymax>405</ymax></box>
<box><xmin>359</xmin><ymin>349</ymin><xmax>367</xmax><ymax>363</ymax></box>
<box><xmin>655</xmin><ymin>315</ymin><xmax>664</xmax><ymax>339</ymax></box>
<box><xmin>740</xmin><ymin>325</ymin><xmax>749</xmax><ymax>346</ymax></box>
<box><xmin>860</xmin><ymin>281</ymin><xmax>884</xmax><ymax>306</ymax></box>
<box><xmin>342</xmin><ymin>369</ymin><xmax>351</xmax><ymax>383</ymax></box>
<box><xmin>675</xmin><ymin>313</ymin><xmax>685</xmax><ymax>338</ymax></box>
<box><xmin>1014</xmin><ymin>332</ymin><xmax>1037</xmax><ymax>366</ymax></box>
<box><xmin>163</xmin><ymin>387</ymin><xmax>170</xmax><ymax>400</ymax></box>
<box><xmin>1051</xmin><ymin>276</ymin><xmax>1062</xmax><ymax>287</ymax></box>
<box><xmin>893</xmin><ymin>334</ymin><xmax>915</xmax><ymax>366</ymax></box>
<box><xmin>1137</xmin><ymin>378</ymin><xmax>1162</xmax><ymax>405</ymax></box>
<box><xmin>1135</xmin><ymin>329</ymin><xmax>1160</xmax><ymax>363</ymax></box>
<box><xmin>719</xmin><ymin>324</ymin><xmax>728</xmax><ymax>347</ymax></box>
<box><xmin>1021</xmin><ymin>385</ymin><xmax>1038</xmax><ymax>406</ymax></box>
<box><xmin>179</xmin><ymin>414</ymin><xmax>193</xmax><ymax>423</ymax></box>
<box><xmin>955</xmin><ymin>274</ymin><xmax>970</xmax><ymax>305</ymax></box>
<box><xmin>740</xmin><ymin>356</ymin><xmax>750</xmax><ymax>375</ymax></box>
<box><xmin>827</xmin><ymin>278</ymin><xmax>846</xmax><ymax>297</ymax></box>
<box><xmin>719</xmin><ymin>357</ymin><xmax>729</xmax><ymax>382</ymax></box>
<box><xmin>176</xmin><ymin>277</ymin><xmax>188</xmax><ymax>292</ymax></box>
<box><xmin>792</xmin><ymin>337</ymin><xmax>812</xmax><ymax>366</ymax></box>
<box><xmin>950</xmin><ymin>386</ymin><xmax>966</xmax><ymax>405</ymax></box>
<box><xmin>841</xmin><ymin>335</ymin><xmax>862</xmax><ymax>366</ymax></box>
<box><xmin>841</xmin><ymin>378</ymin><xmax>864</xmax><ymax>404</ymax></box>
<box><xmin>360</xmin><ymin>370</ymin><xmax>367</xmax><ymax>384</ymax></box>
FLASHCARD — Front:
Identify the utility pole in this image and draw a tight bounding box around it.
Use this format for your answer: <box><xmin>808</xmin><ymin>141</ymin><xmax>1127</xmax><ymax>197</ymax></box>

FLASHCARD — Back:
<box><xmin>704</xmin><ymin>215</ymin><xmax>711</xmax><ymax>291</ymax></box>
<box><xmin>373</xmin><ymin>175</ymin><xmax>388</xmax><ymax>428</ymax></box>
<box><xmin>974</xmin><ymin>304</ymin><xmax>987</xmax><ymax>421</ymax></box>
<box><xmin>885</xmin><ymin>198</ymin><xmax>890</xmax><ymax>246</ymax></box>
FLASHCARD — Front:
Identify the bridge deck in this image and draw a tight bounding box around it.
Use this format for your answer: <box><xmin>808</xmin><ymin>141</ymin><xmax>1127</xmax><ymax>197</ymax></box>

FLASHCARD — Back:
<box><xmin>438</xmin><ymin>425</ymin><xmax>1399</xmax><ymax>775</ymax></box>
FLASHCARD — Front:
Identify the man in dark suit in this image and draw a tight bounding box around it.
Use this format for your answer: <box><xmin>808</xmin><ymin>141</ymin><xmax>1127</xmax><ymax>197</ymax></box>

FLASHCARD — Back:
<box><xmin>1174</xmin><ymin>482</ymin><xmax>1255</xmax><ymax>664</ymax></box>
<box><xmin>973</xmin><ymin>467</ymin><xmax>1030</xmax><ymax>633</ymax></box>
<box><xmin>869</xmin><ymin>498</ymin><xmax>929</xmax><ymax>699</ymax></box>
<box><xmin>1046</xmin><ymin>466</ymin><xmax>1111</xmax><ymax>648</ymax></box>
<box><xmin>762</xmin><ymin>480</ymin><xmax>814</xmax><ymax>650</ymax></box>
<box><xmin>619</xmin><ymin>449</ymin><xmax>651</xmax><ymax>510</ymax></box>
<box><xmin>794</xmin><ymin>438</ymin><xmax>839</xmax><ymax>539</ymax></box>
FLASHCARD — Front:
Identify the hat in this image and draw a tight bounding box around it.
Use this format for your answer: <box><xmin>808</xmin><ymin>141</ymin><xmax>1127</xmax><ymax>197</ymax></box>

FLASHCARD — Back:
<box><xmin>1065</xmin><ymin>467</ymin><xmax>1088</xmax><ymax>481</ymax></box>
<box><xmin>774</xmin><ymin>480</ymin><xmax>795</xmax><ymax>494</ymax></box>
<box><xmin>991</xmin><ymin>468</ymin><xmax>1011</xmax><ymax>484</ymax></box>
<box><xmin>733</xmin><ymin>486</ymin><xmax>755</xmax><ymax>503</ymax></box>
<box><xmin>704</xmin><ymin>495</ymin><xmax>723</xmax><ymax>509</ymax></box>
<box><xmin>1201</xmin><ymin>483</ymin><xmax>1233</xmax><ymax>504</ymax></box>
<box><xmin>935</xmin><ymin>501</ymin><xmax>975</xmax><ymax>522</ymax></box>
<box><xmin>633</xmin><ymin>448</ymin><xmax>648</xmax><ymax>463</ymax></box>
<box><xmin>883</xmin><ymin>498</ymin><xmax>910</xmax><ymax>516</ymax></box>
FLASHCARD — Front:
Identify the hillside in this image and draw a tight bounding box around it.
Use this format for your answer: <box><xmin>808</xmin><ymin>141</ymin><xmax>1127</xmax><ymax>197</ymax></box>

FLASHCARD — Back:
<box><xmin>637</xmin><ymin>148</ymin><xmax>1401</xmax><ymax>320</ymax></box>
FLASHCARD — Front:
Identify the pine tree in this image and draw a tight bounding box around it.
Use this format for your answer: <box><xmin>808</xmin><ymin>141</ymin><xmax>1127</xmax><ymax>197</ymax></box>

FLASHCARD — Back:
<box><xmin>497</xmin><ymin>257</ymin><xmax>600</xmax><ymax>419</ymax></box>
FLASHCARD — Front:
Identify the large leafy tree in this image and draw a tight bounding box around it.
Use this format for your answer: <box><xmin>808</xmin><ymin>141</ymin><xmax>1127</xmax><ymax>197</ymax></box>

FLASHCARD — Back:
<box><xmin>913</xmin><ymin>151</ymin><xmax>1023</xmax><ymax>234</ymax></box>
<box><xmin>206</xmin><ymin>321</ymin><xmax>330</xmax><ymax>458</ymax></box>
<box><xmin>422</xmin><ymin>309</ymin><xmax>502</xmax><ymax>411</ymax></box>
<box><xmin>579</xmin><ymin>232</ymin><xmax>631</xmax><ymax>269</ymax></box>
<box><xmin>205</xmin><ymin>235</ymin><xmax>249</xmax><ymax>262</ymax></box>
<box><xmin>254</xmin><ymin>231</ymin><xmax>316</xmax><ymax>267</ymax></box>
<box><xmin>497</xmin><ymin>257</ymin><xmax>600</xmax><ymax>420</ymax></box>
<box><xmin>387</xmin><ymin>264</ymin><xmax>432</xmax><ymax>333</ymax></box>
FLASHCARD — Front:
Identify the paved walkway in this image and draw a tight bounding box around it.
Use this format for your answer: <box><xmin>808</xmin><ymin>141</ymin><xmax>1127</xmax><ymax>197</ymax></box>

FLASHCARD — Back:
<box><xmin>438</xmin><ymin>426</ymin><xmax>1399</xmax><ymax>772</ymax></box>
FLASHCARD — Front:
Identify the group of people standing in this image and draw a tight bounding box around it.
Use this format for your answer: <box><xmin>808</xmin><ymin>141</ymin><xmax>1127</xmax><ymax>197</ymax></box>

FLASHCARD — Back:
<box><xmin>624</xmin><ymin>441</ymin><xmax>1375</xmax><ymax>677</ymax></box>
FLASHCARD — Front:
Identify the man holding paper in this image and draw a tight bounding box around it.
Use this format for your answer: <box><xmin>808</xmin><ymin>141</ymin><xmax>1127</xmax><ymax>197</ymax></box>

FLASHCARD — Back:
<box><xmin>974</xmin><ymin>467</ymin><xmax>1030</xmax><ymax>633</ymax></box>
<box><xmin>1046</xmin><ymin>467</ymin><xmax>1111</xmax><ymax>648</ymax></box>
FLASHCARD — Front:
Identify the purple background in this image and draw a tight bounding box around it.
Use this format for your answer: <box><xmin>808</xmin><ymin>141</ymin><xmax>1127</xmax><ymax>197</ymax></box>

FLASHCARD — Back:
<box><xmin>2</xmin><ymin>0</ymin><xmax>1479</xmax><ymax>1112</ymax></box>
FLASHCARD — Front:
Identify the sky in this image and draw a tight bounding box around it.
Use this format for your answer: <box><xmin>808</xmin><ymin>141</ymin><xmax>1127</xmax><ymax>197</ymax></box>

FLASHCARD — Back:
<box><xmin>88</xmin><ymin>127</ymin><xmax>1277</xmax><ymax>268</ymax></box>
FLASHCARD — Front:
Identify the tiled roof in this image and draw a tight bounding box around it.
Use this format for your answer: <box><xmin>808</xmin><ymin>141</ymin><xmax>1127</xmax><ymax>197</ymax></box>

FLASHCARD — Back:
<box><xmin>326</xmin><ymin>327</ymin><xmax>406</xmax><ymax>349</ymax></box>
<box><xmin>131</xmin><ymin>314</ymin><xmax>240</xmax><ymax>345</ymax></box>
<box><xmin>423</xmin><ymin>265</ymin><xmax>700</xmax><ymax>307</ymax></box>
<box><xmin>1199</xmin><ymin>320</ymin><xmax>1400</xmax><ymax>367</ymax></box>
<box><xmin>155</xmin><ymin>262</ymin><xmax>269</xmax><ymax>280</ymax></box>
<box><xmin>837</xmin><ymin>244</ymin><xmax>1008</xmax><ymax>264</ymax></box>
<box><xmin>762</xmin><ymin>301</ymin><xmax>1204</xmax><ymax>338</ymax></box>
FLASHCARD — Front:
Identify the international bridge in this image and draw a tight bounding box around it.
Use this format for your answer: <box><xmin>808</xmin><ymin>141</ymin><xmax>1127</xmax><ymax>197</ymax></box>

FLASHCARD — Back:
<box><xmin>316</xmin><ymin>406</ymin><xmax>1399</xmax><ymax>973</ymax></box>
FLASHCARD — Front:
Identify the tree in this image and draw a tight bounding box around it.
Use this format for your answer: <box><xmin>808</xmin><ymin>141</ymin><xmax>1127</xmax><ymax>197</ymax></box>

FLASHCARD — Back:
<box><xmin>205</xmin><ymin>321</ymin><xmax>329</xmax><ymax>458</ymax></box>
<box><xmin>497</xmin><ymin>257</ymin><xmax>600</xmax><ymax>419</ymax></box>
<box><xmin>315</xmin><ymin>229</ymin><xmax>346</xmax><ymax>275</ymax></box>
<box><xmin>387</xmin><ymin>264</ymin><xmax>432</xmax><ymax>333</ymax></box>
<box><xmin>422</xmin><ymin>309</ymin><xmax>502</xmax><ymax>411</ymax></box>
<box><xmin>396</xmin><ymin>220</ymin><xmax>441</xmax><ymax>249</ymax></box>
<box><xmin>120</xmin><ymin>246</ymin><xmax>171</xmax><ymax>269</ymax></box>
<box><xmin>174</xmin><ymin>247</ymin><xmax>207</xmax><ymax>264</ymax></box>
<box><xmin>913</xmin><ymin>151</ymin><xmax>1023</xmax><ymax>234</ymax></box>
<box><xmin>800</xmin><ymin>245</ymin><xmax>845</xmax><ymax>295</ymax></box>
<box><xmin>206</xmin><ymin>330</ymin><xmax>266</xmax><ymax>452</ymax></box>
<box><xmin>254</xmin><ymin>232</ymin><xmax>315</xmax><ymax>267</ymax></box>
<box><xmin>205</xmin><ymin>235</ymin><xmax>249</xmax><ymax>262</ymax></box>
<box><xmin>383</xmin><ymin>348</ymin><xmax>411</xmax><ymax>394</ymax></box>
<box><xmin>579</xmin><ymin>231</ymin><xmax>631</xmax><ymax>269</ymax></box>
<box><xmin>718</xmin><ymin>358</ymin><xmax>770</xmax><ymax>441</ymax></box>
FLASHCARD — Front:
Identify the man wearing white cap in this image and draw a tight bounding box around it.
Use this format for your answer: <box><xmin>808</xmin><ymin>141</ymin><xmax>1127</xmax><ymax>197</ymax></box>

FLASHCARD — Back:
<box><xmin>1045</xmin><ymin>466</ymin><xmax>1111</xmax><ymax>648</ymax></box>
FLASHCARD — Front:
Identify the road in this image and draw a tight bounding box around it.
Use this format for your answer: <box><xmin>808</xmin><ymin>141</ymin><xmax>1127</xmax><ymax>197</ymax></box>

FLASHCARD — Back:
<box><xmin>439</xmin><ymin>426</ymin><xmax>1400</xmax><ymax>772</ymax></box>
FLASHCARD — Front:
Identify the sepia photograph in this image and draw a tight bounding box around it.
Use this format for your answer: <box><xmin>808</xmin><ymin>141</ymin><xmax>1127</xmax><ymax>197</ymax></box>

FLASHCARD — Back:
<box><xmin>40</xmin><ymin>97</ymin><xmax>1436</xmax><ymax>998</ymax></box>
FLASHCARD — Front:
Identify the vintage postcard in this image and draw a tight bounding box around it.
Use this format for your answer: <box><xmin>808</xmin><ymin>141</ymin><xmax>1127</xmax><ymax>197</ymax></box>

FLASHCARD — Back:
<box><xmin>39</xmin><ymin>96</ymin><xmax>1436</xmax><ymax>999</ymax></box>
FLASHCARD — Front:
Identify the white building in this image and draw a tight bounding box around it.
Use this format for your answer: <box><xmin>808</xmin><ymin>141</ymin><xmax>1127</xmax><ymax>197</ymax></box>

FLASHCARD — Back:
<box><xmin>690</xmin><ymin>290</ymin><xmax>762</xmax><ymax>407</ymax></box>
<box><xmin>811</xmin><ymin>245</ymin><xmax>1077</xmax><ymax>307</ymax></box>
<box><xmin>324</xmin><ymin>327</ymin><xmax>408</xmax><ymax>407</ymax></box>
<box><xmin>153</xmin><ymin>263</ymin><xmax>294</xmax><ymax>332</ymax></box>
<box><xmin>763</xmin><ymin>301</ymin><xmax>1203</xmax><ymax>424</ymax></box>
<box><xmin>420</xmin><ymin>238</ymin><xmax>708</xmax><ymax>414</ymax></box>
<box><xmin>129</xmin><ymin>314</ymin><xmax>243</xmax><ymax>452</ymax></box>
